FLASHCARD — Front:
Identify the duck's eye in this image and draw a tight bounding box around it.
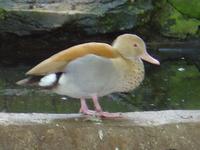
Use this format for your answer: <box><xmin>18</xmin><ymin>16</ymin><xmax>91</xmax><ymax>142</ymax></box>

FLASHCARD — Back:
<box><xmin>133</xmin><ymin>43</ymin><xmax>138</xmax><ymax>47</ymax></box>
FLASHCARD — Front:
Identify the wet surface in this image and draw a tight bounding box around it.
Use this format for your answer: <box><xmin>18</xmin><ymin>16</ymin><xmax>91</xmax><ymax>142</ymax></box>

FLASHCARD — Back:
<box><xmin>0</xmin><ymin>58</ymin><xmax>199</xmax><ymax>113</ymax></box>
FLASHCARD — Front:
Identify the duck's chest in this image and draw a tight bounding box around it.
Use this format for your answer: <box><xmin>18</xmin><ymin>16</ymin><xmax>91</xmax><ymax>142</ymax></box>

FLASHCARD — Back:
<box><xmin>114</xmin><ymin>59</ymin><xmax>145</xmax><ymax>92</ymax></box>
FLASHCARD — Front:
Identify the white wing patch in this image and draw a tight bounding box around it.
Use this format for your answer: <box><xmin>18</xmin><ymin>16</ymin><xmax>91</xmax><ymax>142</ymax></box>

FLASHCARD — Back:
<box><xmin>39</xmin><ymin>74</ymin><xmax>57</xmax><ymax>87</ymax></box>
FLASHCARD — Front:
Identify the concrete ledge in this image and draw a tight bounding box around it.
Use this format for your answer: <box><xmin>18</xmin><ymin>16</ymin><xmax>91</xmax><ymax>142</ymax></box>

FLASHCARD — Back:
<box><xmin>0</xmin><ymin>110</ymin><xmax>200</xmax><ymax>150</ymax></box>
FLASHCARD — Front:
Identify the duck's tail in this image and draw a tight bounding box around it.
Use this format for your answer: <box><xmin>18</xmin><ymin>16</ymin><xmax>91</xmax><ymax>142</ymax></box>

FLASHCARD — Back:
<box><xmin>16</xmin><ymin>76</ymin><xmax>42</xmax><ymax>86</ymax></box>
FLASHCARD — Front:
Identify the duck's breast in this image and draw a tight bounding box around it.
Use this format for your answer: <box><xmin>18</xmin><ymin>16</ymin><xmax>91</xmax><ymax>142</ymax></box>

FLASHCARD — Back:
<box><xmin>112</xmin><ymin>58</ymin><xmax>145</xmax><ymax>92</ymax></box>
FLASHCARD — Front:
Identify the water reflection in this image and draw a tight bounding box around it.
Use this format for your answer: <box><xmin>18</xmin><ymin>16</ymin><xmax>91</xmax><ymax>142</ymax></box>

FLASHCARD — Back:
<box><xmin>0</xmin><ymin>59</ymin><xmax>199</xmax><ymax>113</ymax></box>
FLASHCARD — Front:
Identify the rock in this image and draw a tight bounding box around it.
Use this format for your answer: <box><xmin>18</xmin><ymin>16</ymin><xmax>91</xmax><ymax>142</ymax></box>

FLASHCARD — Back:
<box><xmin>153</xmin><ymin>0</ymin><xmax>200</xmax><ymax>39</ymax></box>
<box><xmin>0</xmin><ymin>0</ymin><xmax>199</xmax><ymax>65</ymax></box>
<box><xmin>168</xmin><ymin>0</ymin><xmax>200</xmax><ymax>19</ymax></box>
<box><xmin>0</xmin><ymin>0</ymin><xmax>153</xmax><ymax>65</ymax></box>
<box><xmin>0</xmin><ymin>110</ymin><xmax>200</xmax><ymax>150</ymax></box>
<box><xmin>0</xmin><ymin>0</ymin><xmax>153</xmax><ymax>36</ymax></box>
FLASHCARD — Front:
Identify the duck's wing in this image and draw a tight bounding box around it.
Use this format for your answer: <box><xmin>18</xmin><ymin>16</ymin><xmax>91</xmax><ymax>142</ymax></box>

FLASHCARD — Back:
<box><xmin>57</xmin><ymin>54</ymin><xmax>120</xmax><ymax>96</ymax></box>
<box><xmin>26</xmin><ymin>42</ymin><xmax>119</xmax><ymax>76</ymax></box>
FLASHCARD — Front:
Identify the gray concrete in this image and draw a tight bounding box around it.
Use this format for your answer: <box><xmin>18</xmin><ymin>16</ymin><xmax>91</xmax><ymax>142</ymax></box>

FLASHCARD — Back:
<box><xmin>0</xmin><ymin>110</ymin><xmax>200</xmax><ymax>150</ymax></box>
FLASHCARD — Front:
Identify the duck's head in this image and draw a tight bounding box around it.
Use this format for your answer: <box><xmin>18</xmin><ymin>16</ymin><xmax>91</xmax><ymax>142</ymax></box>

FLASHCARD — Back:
<box><xmin>113</xmin><ymin>34</ymin><xmax>160</xmax><ymax>65</ymax></box>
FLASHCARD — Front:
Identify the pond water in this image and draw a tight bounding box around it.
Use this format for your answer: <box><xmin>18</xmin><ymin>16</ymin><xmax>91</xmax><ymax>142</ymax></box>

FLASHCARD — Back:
<box><xmin>0</xmin><ymin>57</ymin><xmax>199</xmax><ymax>113</ymax></box>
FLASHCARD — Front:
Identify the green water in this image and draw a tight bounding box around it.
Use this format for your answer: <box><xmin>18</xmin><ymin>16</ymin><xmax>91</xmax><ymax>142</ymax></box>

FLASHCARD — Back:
<box><xmin>0</xmin><ymin>59</ymin><xmax>199</xmax><ymax>113</ymax></box>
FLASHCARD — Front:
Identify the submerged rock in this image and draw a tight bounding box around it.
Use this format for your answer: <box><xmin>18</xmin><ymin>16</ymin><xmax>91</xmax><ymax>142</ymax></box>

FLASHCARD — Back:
<box><xmin>0</xmin><ymin>110</ymin><xmax>200</xmax><ymax>150</ymax></box>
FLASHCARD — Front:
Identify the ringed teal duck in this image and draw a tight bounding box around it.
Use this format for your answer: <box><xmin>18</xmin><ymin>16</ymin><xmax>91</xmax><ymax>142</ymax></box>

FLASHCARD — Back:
<box><xmin>17</xmin><ymin>34</ymin><xmax>160</xmax><ymax>118</ymax></box>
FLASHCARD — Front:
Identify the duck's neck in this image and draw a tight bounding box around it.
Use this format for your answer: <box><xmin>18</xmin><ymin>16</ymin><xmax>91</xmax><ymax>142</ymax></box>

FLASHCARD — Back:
<box><xmin>129</xmin><ymin>57</ymin><xmax>144</xmax><ymax>74</ymax></box>
<box><xmin>112</xmin><ymin>38</ymin><xmax>126</xmax><ymax>50</ymax></box>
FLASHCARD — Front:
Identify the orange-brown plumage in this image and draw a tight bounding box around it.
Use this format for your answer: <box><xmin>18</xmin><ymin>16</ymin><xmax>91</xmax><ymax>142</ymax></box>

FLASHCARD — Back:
<box><xmin>26</xmin><ymin>42</ymin><xmax>119</xmax><ymax>75</ymax></box>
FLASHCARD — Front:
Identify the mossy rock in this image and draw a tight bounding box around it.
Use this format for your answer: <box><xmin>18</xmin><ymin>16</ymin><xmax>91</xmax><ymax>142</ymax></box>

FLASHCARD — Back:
<box><xmin>168</xmin><ymin>0</ymin><xmax>200</xmax><ymax>19</ymax></box>
<box><xmin>76</xmin><ymin>0</ymin><xmax>153</xmax><ymax>35</ymax></box>
<box><xmin>155</xmin><ymin>1</ymin><xmax>200</xmax><ymax>39</ymax></box>
<box><xmin>0</xmin><ymin>0</ymin><xmax>153</xmax><ymax>36</ymax></box>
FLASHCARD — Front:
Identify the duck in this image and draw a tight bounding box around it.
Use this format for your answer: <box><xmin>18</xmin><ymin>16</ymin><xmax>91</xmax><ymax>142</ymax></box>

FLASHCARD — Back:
<box><xmin>17</xmin><ymin>34</ymin><xmax>160</xmax><ymax>118</ymax></box>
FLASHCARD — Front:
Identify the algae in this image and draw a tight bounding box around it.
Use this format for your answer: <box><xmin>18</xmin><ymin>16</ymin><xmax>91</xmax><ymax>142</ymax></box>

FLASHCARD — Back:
<box><xmin>165</xmin><ymin>6</ymin><xmax>200</xmax><ymax>38</ymax></box>
<box><xmin>168</xmin><ymin>0</ymin><xmax>200</xmax><ymax>19</ymax></box>
<box><xmin>155</xmin><ymin>1</ymin><xmax>200</xmax><ymax>39</ymax></box>
<box><xmin>93</xmin><ymin>0</ymin><xmax>152</xmax><ymax>34</ymax></box>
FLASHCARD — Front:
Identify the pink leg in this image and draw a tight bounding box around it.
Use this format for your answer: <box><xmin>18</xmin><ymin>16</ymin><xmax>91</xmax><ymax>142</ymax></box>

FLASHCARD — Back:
<box><xmin>91</xmin><ymin>95</ymin><xmax>102</xmax><ymax>112</ymax></box>
<box><xmin>79</xmin><ymin>98</ymin><xmax>95</xmax><ymax>115</ymax></box>
<box><xmin>91</xmin><ymin>95</ymin><xmax>122</xmax><ymax>118</ymax></box>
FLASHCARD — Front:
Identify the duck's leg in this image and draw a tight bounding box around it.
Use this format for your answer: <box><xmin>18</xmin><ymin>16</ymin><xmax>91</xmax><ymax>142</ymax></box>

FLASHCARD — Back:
<box><xmin>91</xmin><ymin>95</ymin><xmax>102</xmax><ymax>112</ymax></box>
<box><xmin>79</xmin><ymin>98</ymin><xmax>95</xmax><ymax>115</ymax></box>
<box><xmin>92</xmin><ymin>95</ymin><xmax>122</xmax><ymax>118</ymax></box>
